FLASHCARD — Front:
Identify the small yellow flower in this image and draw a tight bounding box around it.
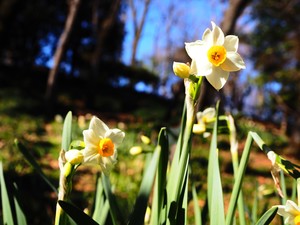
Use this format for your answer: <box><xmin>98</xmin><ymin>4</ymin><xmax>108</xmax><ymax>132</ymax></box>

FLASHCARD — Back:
<box><xmin>185</xmin><ymin>21</ymin><xmax>245</xmax><ymax>90</ymax></box>
<box><xmin>277</xmin><ymin>200</ymin><xmax>300</xmax><ymax>225</ymax></box>
<box><xmin>82</xmin><ymin>116</ymin><xmax>125</xmax><ymax>175</ymax></box>
<box><xmin>173</xmin><ymin>62</ymin><xmax>191</xmax><ymax>79</ymax></box>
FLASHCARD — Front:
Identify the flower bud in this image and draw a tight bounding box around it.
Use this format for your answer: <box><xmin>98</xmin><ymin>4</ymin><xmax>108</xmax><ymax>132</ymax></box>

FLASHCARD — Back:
<box><xmin>141</xmin><ymin>135</ymin><xmax>151</xmax><ymax>145</ymax></box>
<box><xmin>129</xmin><ymin>146</ymin><xmax>143</xmax><ymax>155</ymax></box>
<box><xmin>65</xmin><ymin>149</ymin><xmax>84</xmax><ymax>165</ymax></box>
<box><xmin>173</xmin><ymin>62</ymin><xmax>190</xmax><ymax>79</ymax></box>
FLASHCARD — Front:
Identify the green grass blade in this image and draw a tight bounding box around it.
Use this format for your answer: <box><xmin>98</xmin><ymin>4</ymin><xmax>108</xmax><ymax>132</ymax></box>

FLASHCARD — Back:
<box><xmin>150</xmin><ymin>127</ymin><xmax>169</xmax><ymax>225</ymax></box>
<box><xmin>192</xmin><ymin>184</ymin><xmax>202</xmax><ymax>225</ymax></box>
<box><xmin>127</xmin><ymin>146</ymin><xmax>161</xmax><ymax>225</ymax></box>
<box><xmin>58</xmin><ymin>200</ymin><xmax>99</xmax><ymax>225</ymax></box>
<box><xmin>61</xmin><ymin>111</ymin><xmax>72</xmax><ymax>151</ymax></box>
<box><xmin>255</xmin><ymin>207</ymin><xmax>278</xmax><ymax>225</ymax></box>
<box><xmin>225</xmin><ymin>132</ymin><xmax>253</xmax><ymax>225</ymax></box>
<box><xmin>0</xmin><ymin>162</ymin><xmax>14</xmax><ymax>225</ymax></box>
<box><xmin>14</xmin><ymin>139</ymin><xmax>57</xmax><ymax>194</ymax></box>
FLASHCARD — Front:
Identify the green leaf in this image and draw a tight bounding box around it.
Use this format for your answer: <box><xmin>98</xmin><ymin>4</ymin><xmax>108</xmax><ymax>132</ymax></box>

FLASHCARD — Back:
<box><xmin>127</xmin><ymin>146</ymin><xmax>161</xmax><ymax>225</ymax></box>
<box><xmin>62</xmin><ymin>111</ymin><xmax>72</xmax><ymax>151</ymax></box>
<box><xmin>207</xmin><ymin>102</ymin><xmax>225</xmax><ymax>225</ymax></box>
<box><xmin>192</xmin><ymin>184</ymin><xmax>202</xmax><ymax>225</ymax></box>
<box><xmin>102</xmin><ymin>175</ymin><xmax>125</xmax><ymax>225</ymax></box>
<box><xmin>0</xmin><ymin>161</ymin><xmax>14</xmax><ymax>225</ymax></box>
<box><xmin>225</xmin><ymin>132</ymin><xmax>253</xmax><ymax>225</ymax></box>
<box><xmin>255</xmin><ymin>207</ymin><xmax>278</xmax><ymax>225</ymax></box>
<box><xmin>92</xmin><ymin>176</ymin><xmax>109</xmax><ymax>225</ymax></box>
<box><xmin>58</xmin><ymin>201</ymin><xmax>99</xmax><ymax>225</ymax></box>
<box><xmin>14</xmin><ymin>139</ymin><xmax>57</xmax><ymax>194</ymax></box>
<box><xmin>150</xmin><ymin>127</ymin><xmax>169</xmax><ymax>225</ymax></box>
<box><xmin>13</xmin><ymin>184</ymin><xmax>27</xmax><ymax>225</ymax></box>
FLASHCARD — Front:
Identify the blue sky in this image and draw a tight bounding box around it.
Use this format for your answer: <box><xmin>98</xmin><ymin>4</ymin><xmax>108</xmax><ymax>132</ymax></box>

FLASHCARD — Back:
<box><xmin>121</xmin><ymin>0</ymin><xmax>228</xmax><ymax>65</ymax></box>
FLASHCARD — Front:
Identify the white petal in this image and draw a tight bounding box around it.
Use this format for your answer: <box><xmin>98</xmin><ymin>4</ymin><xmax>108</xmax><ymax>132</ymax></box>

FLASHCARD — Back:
<box><xmin>202</xmin><ymin>107</ymin><xmax>216</xmax><ymax>119</ymax></box>
<box><xmin>285</xmin><ymin>200</ymin><xmax>300</xmax><ymax>215</ymax></box>
<box><xmin>100</xmin><ymin>156</ymin><xmax>117</xmax><ymax>175</ymax></box>
<box><xmin>221</xmin><ymin>52</ymin><xmax>245</xmax><ymax>71</ymax></box>
<box><xmin>206</xmin><ymin>66</ymin><xmax>229</xmax><ymax>90</ymax></box>
<box><xmin>196</xmin><ymin>111</ymin><xmax>203</xmax><ymax>121</ymax></box>
<box><xmin>202</xmin><ymin>28</ymin><xmax>212</xmax><ymax>45</ymax></box>
<box><xmin>224</xmin><ymin>35</ymin><xmax>239</xmax><ymax>52</ymax></box>
<box><xmin>190</xmin><ymin>60</ymin><xmax>197</xmax><ymax>75</ymax></box>
<box><xmin>105</xmin><ymin>129</ymin><xmax>125</xmax><ymax>146</ymax></box>
<box><xmin>89</xmin><ymin>117</ymin><xmax>109</xmax><ymax>137</ymax></box>
<box><xmin>83</xmin><ymin>150</ymin><xmax>100</xmax><ymax>164</ymax></box>
<box><xmin>185</xmin><ymin>41</ymin><xmax>203</xmax><ymax>59</ymax></box>
<box><xmin>83</xmin><ymin>129</ymin><xmax>100</xmax><ymax>147</ymax></box>
<box><xmin>194</xmin><ymin>57</ymin><xmax>213</xmax><ymax>76</ymax></box>
<box><xmin>211</xmin><ymin>21</ymin><xmax>224</xmax><ymax>45</ymax></box>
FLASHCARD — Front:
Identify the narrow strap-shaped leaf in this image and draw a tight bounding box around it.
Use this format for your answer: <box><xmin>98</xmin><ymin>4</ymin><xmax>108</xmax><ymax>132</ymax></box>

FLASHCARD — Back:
<box><xmin>13</xmin><ymin>196</ymin><xmax>27</xmax><ymax>225</ymax></box>
<box><xmin>61</xmin><ymin>111</ymin><xmax>72</xmax><ymax>151</ymax></box>
<box><xmin>207</xmin><ymin>101</ymin><xmax>225</xmax><ymax>225</ymax></box>
<box><xmin>127</xmin><ymin>146</ymin><xmax>161</xmax><ymax>225</ymax></box>
<box><xmin>0</xmin><ymin>162</ymin><xmax>14</xmax><ymax>225</ymax></box>
<box><xmin>14</xmin><ymin>139</ymin><xmax>57</xmax><ymax>194</ymax></box>
<box><xmin>13</xmin><ymin>183</ymin><xmax>27</xmax><ymax>225</ymax></box>
<box><xmin>255</xmin><ymin>207</ymin><xmax>278</xmax><ymax>225</ymax></box>
<box><xmin>192</xmin><ymin>184</ymin><xmax>202</xmax><ymax>225</ymax></box>
<box><xmin>102</xmin><ymin>175</ymin><xmax>125</xmax><ymax>225</ymax></box>
<box><xmin>58</xmin><ymin>200</ymin><xmax>99</xmax><ymax>225</ymax></box>
<box><xmin>150</xmin><ymin>127</ymin><xmax>169</xmax><ymax>225</ymax></box>
<box><xmin>225</xmin><ymin>132</ymin><xmax>253</xmax><ymax>225</ymax></box>
<box><xmin>92</xmin><ymin>176</ymin><xmax>109</xmax><ymax>224</ymax></box>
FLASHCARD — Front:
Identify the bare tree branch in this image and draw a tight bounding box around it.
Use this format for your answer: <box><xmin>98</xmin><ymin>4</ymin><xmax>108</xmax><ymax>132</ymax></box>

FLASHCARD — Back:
<box><xmin>129</xmin><ymin>0</ymin><xmax>152</xmax><ymax>65</ymax></box>
<box><xmin>45</xmin><ymin>0</ymin><xmax>80</xmax><ymax>101</ymax></box>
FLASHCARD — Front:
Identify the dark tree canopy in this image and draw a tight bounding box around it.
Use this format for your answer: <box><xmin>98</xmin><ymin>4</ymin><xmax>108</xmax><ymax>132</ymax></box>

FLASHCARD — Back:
<box><xmin>249</xmin><ymin>0</ymin><xmax>300</xmax><ymax>145</ymax></box>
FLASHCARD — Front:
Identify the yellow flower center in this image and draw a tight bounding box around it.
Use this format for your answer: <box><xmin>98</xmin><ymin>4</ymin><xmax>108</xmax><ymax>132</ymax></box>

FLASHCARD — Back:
<box><xmin>98</xmin><ymin>138</ymin><xmax>114</xmax><ymax>157</ymax></box>
<box><xmin>207</xmin><ymin>45</ymin><xmax>227</xmax><ymax>66</ymax></box>
<box><xmin>294</xmin><ymin>214</ymin><xmax>300</xmax><ymax>225</ymax></box>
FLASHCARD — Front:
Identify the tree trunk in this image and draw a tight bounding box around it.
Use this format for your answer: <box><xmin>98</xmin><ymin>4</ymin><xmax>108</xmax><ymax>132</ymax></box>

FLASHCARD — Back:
<box><xmin>45</xmin><ymin>0</ymin><xmax>80</xmax><ymax>103</ymax></box>
<box><xmin>129</xmin><ymin>0</ymin><xmax>151</xmax><ymax>65</ymax></box>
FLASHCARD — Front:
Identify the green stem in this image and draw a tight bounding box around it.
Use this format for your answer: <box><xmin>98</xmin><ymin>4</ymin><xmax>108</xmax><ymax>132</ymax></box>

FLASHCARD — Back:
<box><xmin>297</xmin><ymin>178</ymin><xmax>300</xmax><ymax>206</ymax></box>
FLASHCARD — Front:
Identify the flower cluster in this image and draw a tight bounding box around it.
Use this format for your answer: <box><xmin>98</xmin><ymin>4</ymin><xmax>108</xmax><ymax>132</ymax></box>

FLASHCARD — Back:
<box><xmin>65</xmin><ymin>116</ymin><xmax>125</xmax><ymax>175</ymax></box>
<box><xmin>173</xmin><ymin>21</ymin><xmax>245</xmax><ymax>90</ymax></box>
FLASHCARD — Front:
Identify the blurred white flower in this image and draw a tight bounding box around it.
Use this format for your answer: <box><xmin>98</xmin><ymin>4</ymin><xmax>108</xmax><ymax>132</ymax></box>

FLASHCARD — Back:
<box><xmin>277</xmin><ymin>200</ymin><xmax>300</xmax><ymax>225</ymax></box>
<box><xmin>185</xmin><ymin>21</ymin><xmax>245</xmax><ymax>90</ymax></box>
<box><xmin>193</xmin><ymin>107</ymin><xmax>215</xmax><ymax>135</ymax></box>
<box><xmin>82</xmin><ymin>116</ymin><xmax>125</xmax><ymax>175</ymax></box>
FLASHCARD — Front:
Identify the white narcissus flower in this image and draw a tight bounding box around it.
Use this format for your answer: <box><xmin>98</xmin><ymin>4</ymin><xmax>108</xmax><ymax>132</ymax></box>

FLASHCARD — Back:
<box><xmin>185</xmin><ymin>21</ymin><xmax>245</xmax><ymax>90</ymax></box>
<box><xmin>277</xmin><ymin>200</ymin><xmax>300</xmax><ymax>225</ymax></box>
<box><xmin>193</xmin><ymin>107</ymin><xmax>216</xmax><ymax>135</ymax></box>
<box><xmin>82</xmin><ymin>116</ymin><xmax>125</xmax><ymax>175</ymax></box>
